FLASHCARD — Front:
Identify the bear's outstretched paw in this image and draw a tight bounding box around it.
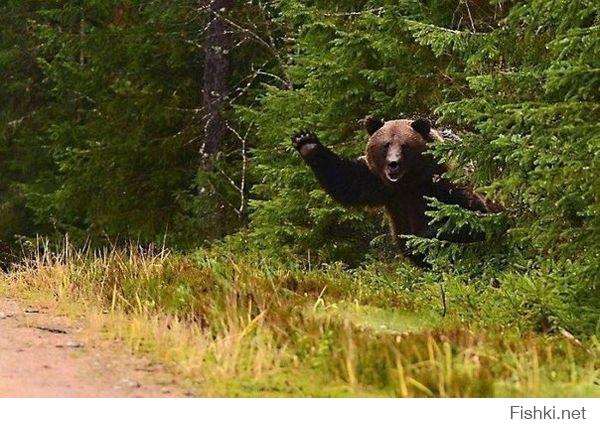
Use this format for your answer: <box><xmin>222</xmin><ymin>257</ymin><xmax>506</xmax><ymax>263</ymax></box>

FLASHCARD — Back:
<box><xmin>291</xmin><ymin>131</ymin><xmax>320</xmax><ymax>158</ymax></box>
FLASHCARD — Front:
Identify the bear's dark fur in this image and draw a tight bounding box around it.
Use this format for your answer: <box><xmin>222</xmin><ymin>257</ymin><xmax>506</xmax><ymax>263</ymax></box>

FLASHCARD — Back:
<box><xmin>292</xmin><ymin>117</ymin><xmax>501</xmax><ymax>265</ymax></box>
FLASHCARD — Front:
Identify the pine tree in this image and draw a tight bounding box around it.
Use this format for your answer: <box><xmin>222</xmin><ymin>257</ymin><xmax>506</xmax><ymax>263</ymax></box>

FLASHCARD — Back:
<box><xmin>243</xmin><ymin>0</ymin><xmax>599</xmax><ymax>330</ymax></box>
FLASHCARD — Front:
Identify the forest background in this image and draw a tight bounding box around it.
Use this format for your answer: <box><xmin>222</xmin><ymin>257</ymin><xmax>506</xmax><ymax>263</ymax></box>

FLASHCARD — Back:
<box><xmin>0</xmin><ymin>0</ymin><xmax>598</xmax><ymax>397</ymax></box>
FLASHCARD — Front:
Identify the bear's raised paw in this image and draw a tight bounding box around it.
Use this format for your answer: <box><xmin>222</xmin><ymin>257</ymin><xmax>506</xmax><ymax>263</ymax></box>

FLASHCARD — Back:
<box><xmin>292</xmin><ymin>131</ymin><xmax>320</xmax><ymax>158</ymax></box>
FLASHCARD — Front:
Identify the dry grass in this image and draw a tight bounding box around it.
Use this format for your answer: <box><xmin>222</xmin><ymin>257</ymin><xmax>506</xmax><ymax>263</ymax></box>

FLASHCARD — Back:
<box><xmin>1</xmin><ymin>244</ymin><xmax>598</xmax><ymax>397</ymax></box>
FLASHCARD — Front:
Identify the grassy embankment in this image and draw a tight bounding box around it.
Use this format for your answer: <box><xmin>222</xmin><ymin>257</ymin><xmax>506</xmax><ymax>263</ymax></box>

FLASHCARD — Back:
<box><xmin>1</xmin><ymin>245</ymin><xmax>598</xmax><ymax>397</ymax></box>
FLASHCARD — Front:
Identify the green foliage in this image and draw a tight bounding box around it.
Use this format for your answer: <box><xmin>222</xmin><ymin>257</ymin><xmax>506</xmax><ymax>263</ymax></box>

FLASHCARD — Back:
<box><xmin>0</xmin><ymin>1</ymin><xmax>283</xmax><ymax>250</ymax></box>
<box><xmin>425</xmin><ymin>0</ymin><xmax>600</xmax><ymax>329</ymax></box>
<box><xmin>244</xmin><ymin>1</ymin><xmax>444</xmax><ymax>261</ymax></box>
<box><xmin>1</xmin><ymin>1</ymin><xmax>205</xmax><ymax>247</ymax></box>
<box><xmin>242</xmin><ymin>0</ymin><xmax>599</xmax><ymax>333</ymax></box>
<box><xmin>0</xmin><ymin>1</ymin><xmax>54</xmax><ymax>254</ymax></box>
<box><xmin>1</xmin><ymin>1</ymin><xmax>598</xmax><ymax>334</ymax></box>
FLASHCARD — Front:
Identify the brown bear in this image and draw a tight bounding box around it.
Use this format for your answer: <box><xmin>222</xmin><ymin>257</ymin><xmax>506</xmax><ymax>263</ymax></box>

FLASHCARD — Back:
<box><xmin>292</xmin><ymin>117</ymin><xmax>501</xmax><ymax>265</ymax></box>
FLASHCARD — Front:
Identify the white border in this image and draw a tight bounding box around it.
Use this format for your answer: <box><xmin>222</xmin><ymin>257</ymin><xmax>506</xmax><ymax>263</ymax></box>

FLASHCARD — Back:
<box><xmin>0</xmin><ymin>398</ymin><xmax>597</xmax><ymax>428</ymax></box>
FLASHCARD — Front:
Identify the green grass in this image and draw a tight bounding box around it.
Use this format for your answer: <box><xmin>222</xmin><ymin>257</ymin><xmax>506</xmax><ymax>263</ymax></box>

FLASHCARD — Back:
<box><xmin>1</xmin><ymin>245</ymin><xmax>598</xmax><ymax>397</ymax></box>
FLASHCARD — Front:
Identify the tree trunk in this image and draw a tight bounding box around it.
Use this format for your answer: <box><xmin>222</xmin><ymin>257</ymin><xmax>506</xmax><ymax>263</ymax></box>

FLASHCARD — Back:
<box><xmin>201</xmin><ymin>0</ymin><xmax>233</xmax><ymax>165</ymax></box>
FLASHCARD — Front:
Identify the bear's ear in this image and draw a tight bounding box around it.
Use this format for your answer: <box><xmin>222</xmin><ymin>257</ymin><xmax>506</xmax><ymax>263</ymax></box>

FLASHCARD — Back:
<box><xmin>364</xmin><ymin>116</ymin><xmax>384</xmax><ymax>136</ymax></box>
<box><xmin>411</xmin><ymin>118</ymin><xmax>432</xmax><ymax>138</ymax></box>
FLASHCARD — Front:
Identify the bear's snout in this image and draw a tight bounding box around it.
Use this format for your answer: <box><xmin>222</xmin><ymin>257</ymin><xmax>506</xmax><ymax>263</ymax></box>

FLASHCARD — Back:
<box><xmin>385</xmin><ymin>160</ymin><xmax>403</xmax><ymax>182</ymax></box>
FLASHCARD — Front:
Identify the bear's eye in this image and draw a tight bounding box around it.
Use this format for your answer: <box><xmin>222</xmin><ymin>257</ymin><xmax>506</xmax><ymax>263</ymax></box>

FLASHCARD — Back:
<box><xmin>383</xmin><ymin>142</ymin><xmax>391</xmax><ymax>150</ymax></box>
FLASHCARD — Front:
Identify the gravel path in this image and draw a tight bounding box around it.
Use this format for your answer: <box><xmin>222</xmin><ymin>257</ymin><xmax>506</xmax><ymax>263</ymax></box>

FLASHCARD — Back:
<box><xmin>0</xmin><ymin>299</ymin><xmax>186</xmax><ymax>397</ymax></box>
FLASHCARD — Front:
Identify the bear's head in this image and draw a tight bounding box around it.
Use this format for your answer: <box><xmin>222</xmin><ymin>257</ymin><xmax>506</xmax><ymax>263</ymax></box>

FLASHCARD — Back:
<box><xmin>364</xmin><ymin>117</ymin><xmax>438</xmax><ymax>186</ymax></box>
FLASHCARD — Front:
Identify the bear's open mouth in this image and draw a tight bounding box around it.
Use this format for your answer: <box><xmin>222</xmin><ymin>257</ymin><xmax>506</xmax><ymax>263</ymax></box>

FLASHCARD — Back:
<box><xmin>385</xmin><ymin>170</ymin><xmax>403</xmax><ymax>183</ymax></box>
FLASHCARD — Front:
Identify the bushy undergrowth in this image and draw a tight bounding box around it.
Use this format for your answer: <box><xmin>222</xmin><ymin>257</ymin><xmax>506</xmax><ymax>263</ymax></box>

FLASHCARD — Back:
<box><xmin>232</xmin><ymin>0</ymin><xmax>600</xmax><ymax>339</ymax></box>
<box><xmin>2</xmin><ymin>245</ymin><xmax>597</xmax><ymax>397</ymax></box>
<box><xmin>1</xmin><ymin>1</ymin><xmax>597</xmax><ymax>343</ymax></box>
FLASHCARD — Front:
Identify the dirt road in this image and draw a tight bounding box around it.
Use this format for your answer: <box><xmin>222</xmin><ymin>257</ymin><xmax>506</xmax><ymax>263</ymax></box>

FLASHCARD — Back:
<box><xmin>0</xmin><ymin>299</ymin><xmax>186</xmax><ymax>397</ymax></box>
